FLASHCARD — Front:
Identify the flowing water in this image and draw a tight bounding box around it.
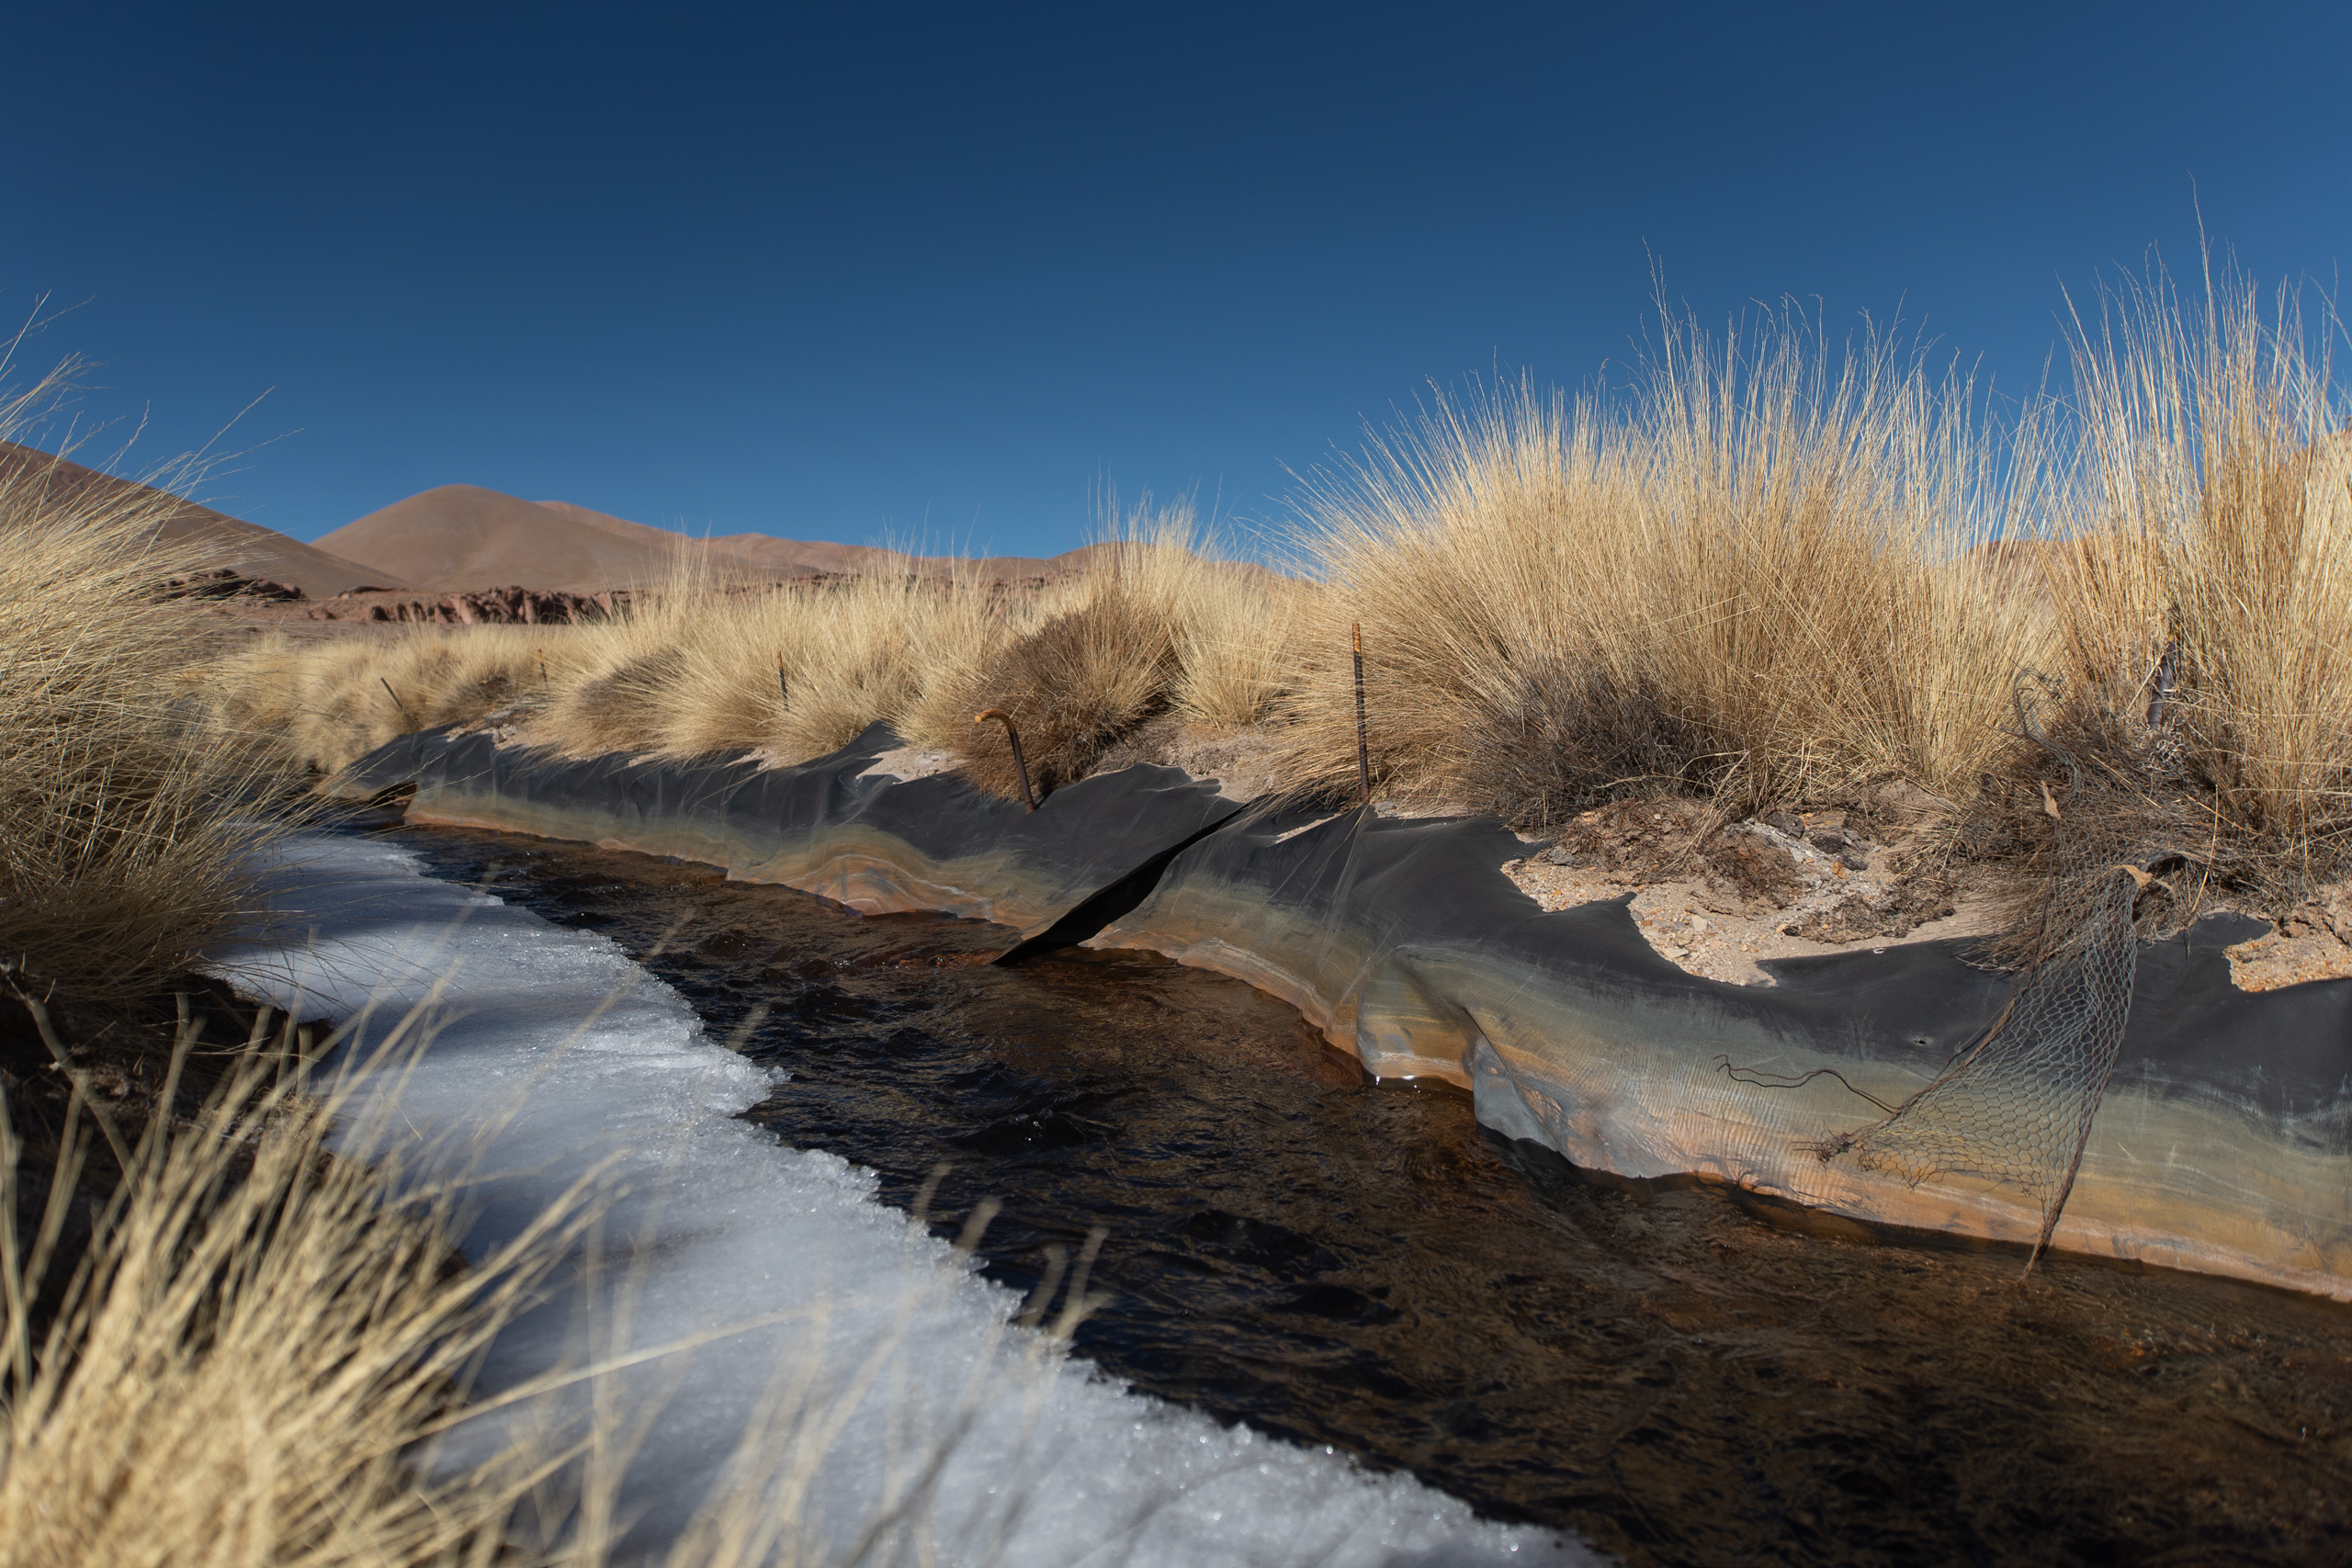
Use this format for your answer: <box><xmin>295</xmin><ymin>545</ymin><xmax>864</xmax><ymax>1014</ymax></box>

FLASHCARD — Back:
<box><xmin>386</xmin><ymin>823</ymin><xmax>2352</xmax><ymax>1568</ymax></box>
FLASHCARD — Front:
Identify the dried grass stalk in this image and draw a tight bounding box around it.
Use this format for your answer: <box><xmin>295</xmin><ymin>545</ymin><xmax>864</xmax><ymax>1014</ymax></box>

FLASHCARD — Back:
<box><xmin>1266</xmin><ymin>310</ymin><xmax>2052</xmax><ymax>828</ymax></box>
<box><xmin>0</xmin><ymin>375</ymin><xmax>296</xmax><ymax>1006</ymax></box>
<box><xmin>2047</xmin><ymin>258</ymin><xmax>2352</xmax><ymax>885</ymax></box>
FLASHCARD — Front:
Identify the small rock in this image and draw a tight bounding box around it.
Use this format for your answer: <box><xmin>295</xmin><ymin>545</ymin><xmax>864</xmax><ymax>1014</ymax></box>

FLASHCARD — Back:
<box><xmin>1703</xmin><ymin>829</ymin><xmax>1805</xmax><ymax>908</ymax></box>
<box><xmin>1694</xmin><ymin>877</ymin><xmax>1754</xmax><ymax>917</ymax></box>
<box><xmin>349</xmin><ymin>584</ymin><xmax>629</xmax><ymax>626</ymax></box>
<box><xmin>160</xmin><ymin>568</ymin><xmax>305</xmax><ymax>603</ymax></box>
<box><xmin>1783</xmin><ymin>874</ymin><xmax>1960</xmax><ymax>944</ymax></box>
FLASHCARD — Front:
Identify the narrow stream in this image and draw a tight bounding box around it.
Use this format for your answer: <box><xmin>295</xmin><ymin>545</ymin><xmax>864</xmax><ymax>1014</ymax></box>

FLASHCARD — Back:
<box><xmin>387</xmin><ymin>823</ymin><xmax>2352</xmax><ymax>1568</ymax></box>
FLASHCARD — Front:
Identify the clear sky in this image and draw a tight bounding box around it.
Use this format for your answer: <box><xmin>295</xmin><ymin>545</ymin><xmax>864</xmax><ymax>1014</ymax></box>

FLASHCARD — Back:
<box><xmin>7</xmin><ymin>2</ymin><xmax>2350</xmax><ymax>558</ymax></box>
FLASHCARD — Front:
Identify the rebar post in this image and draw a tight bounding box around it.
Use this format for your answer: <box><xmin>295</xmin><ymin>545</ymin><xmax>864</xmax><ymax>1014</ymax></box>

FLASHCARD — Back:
<box><xmin>379</xmin><ymin>677</ymin><xmax>417</xmax><ymax>731</ymax></box>
<box><xmin>1352</xmin><ymin>622</ymin><xmax>1371</xmax><ymax>810</ymax></box>
<box><xmin>975</xmin><ymin>708</ymin><xmax>1037</xmax><ymax>810</ymax></box>
<box><xmin>2144</xmin><ymin>638</ymin><xmax>2180</xmax><ymax>727</ymax></box>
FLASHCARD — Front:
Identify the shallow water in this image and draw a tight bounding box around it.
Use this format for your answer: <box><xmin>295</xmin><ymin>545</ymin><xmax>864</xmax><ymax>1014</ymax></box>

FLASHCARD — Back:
<box><xmin>390</xmin><ymin>823</ymin><xmax>2352</xmax><ymax>1567</ymax></box>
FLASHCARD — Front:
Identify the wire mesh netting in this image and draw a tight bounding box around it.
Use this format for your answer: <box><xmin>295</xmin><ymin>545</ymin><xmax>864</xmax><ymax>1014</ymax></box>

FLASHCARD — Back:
<box><xmin>1819</xmin><ymin>851</ymin><xmax>2142</xmax><ymax>1261</ymax></box>
<box><xmin>1790</xmin><ymin>676</ymin><xmax>2169</xmax><ymax>1265</ymax></box>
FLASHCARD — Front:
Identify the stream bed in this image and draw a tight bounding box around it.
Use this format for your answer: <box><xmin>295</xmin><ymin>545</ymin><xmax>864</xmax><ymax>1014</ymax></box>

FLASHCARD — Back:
<box><xmin>388</xmin><ymin>823</ymin><xmax>2352</xmax><ymax>1568</ymax></box>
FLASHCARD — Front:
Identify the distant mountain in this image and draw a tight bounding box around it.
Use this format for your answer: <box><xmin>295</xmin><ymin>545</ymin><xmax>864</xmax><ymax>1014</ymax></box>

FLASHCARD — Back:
<box><xmin>316</xmin><ymin>486</ymin><xmax>751</xmax><ymax>592</ymax></box>
<box><xmin>0</xmin><ymin>441</ymin><xmax>411</xmax><ymax>598</ymax></box>
<box><xmin>321</xmin><ymin>484</ymin><xmax>1108</xmax><ymax>592</ymax></box>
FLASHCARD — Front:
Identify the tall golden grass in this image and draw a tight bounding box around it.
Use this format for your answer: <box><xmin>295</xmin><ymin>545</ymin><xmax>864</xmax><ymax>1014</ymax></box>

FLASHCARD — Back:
<box><xmin>536</xmin><ymin>567</ymin><xmax>1007</xmax><ymax>764</ymax></box>
<box><xmin>1265</xmin><ymin>310</ymin><xmax>2053</xmax><ymax>825</ymax></box>
<box><xmin>0</xmin><ymin>367</ymin><xmax>533</xmax><ymax>1563</ymax></box>
<box><xmin>0</xmin><ymin>376</ymin><xmax>293</xmax><ymax>1007</ymax></box>
<box><xmin>905</xmin><ymin>499</ymin><xmax>1299</xmax><ymax>795</ymax></box>
<box><xmin>0</xmin><ymin>994</ymin><xmax>1111</xmax><ymax>1568</ymax></box>
<box><xmin>2048</xmin><ymin>260</ymin><xmax>2352</xmax><ymax>872</ymax></box>
<box><xmin>0</xmin><ymin>1037</ymin><xmax>591</xmax><ymax>1568</ymax></box>
<box><xmin>210</xmin><ymin>626</ymin><xmax>598</xmax><ymax>777</ymax></box>
<box><xmin>213</xmin><ymin>266</ymin><xmax>2352</xmax><ymax>888</ymax></box>
<box><xmin>222</xmin><ymin>499</ymin><xmax>1305</xmax><ymax>796</ymax></box>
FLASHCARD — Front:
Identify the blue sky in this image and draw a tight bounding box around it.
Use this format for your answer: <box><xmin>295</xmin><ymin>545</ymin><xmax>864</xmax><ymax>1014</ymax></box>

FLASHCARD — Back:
<box><xmin>7</xmin><ymin>2</ymin><xmax>2349</xmax><ymax>558</ymax></box>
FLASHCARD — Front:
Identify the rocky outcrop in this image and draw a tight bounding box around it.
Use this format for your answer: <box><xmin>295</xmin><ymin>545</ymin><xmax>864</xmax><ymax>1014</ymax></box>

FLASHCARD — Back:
<box><xmin>160</xmin><ymin>568</ymin><xmax>307</xmax><ymax>602</ymax></box>
<box><xmin>307</xmin><ymin>584</ymin><xmax>629</xmax><ymax>625</ymax></box>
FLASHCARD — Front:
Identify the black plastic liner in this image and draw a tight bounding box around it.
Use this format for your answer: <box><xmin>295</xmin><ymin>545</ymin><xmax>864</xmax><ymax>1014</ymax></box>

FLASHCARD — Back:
<box><xmin>334</xmin><ymin>726</ymin><xmax>2352</xmax><ymax>1298</ymax></box>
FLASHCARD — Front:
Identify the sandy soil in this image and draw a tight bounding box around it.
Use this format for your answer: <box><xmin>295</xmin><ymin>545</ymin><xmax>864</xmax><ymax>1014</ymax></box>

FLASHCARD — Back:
<box><xmin>1499</xmin><ymin>813</ymin><xmax>2007</xmax><ymax>987</ymax></box>
<box><xmin>1496</xmin><ymin>805</ymin><xmax>2350</xmax><ymax>995</ymax></box>
<box><xmin>2223</xmin><ymin>884</ymin><xmax>2352</xmax><ymax>990</ymax></box>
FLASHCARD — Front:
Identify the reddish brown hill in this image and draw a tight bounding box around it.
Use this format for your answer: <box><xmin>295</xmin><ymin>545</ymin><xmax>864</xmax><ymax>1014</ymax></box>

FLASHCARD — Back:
<box><xmin>320</xmin><ymin>483</ymin><xmax>1112</xmax><ymax>592</ymax></box>
<box><xmin>315</xmin><ymin>486</ymin><xmax>775</xmax><ymax>592</ymax></box>
<box><xmin>0</xmin><ymin>441</ymin><xmax>410</xmax><ymax>598</ymax></box>
<box><xmin>534</xmin><ymin>498</ymin><xmax>1111</xmax><ymax>582</ymax></box>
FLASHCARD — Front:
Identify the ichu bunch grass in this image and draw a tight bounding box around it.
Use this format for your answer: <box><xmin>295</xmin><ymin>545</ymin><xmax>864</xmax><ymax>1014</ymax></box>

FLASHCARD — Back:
<box><xmin>211</xmin><ymin>626</ymin><xmax>602</xmax><ymax>777</ymax></box>
<box><xmin>0</xmin><ymin>1033</ymin><xmax>592</xmax><ymax>1568</ymax></box>
<box><xmin>1265</xmin><ymin>308</ymin><xmax>2054</xmax><ymax>828</ymax></box>
<box><xmin>0</xmin><ymin>379</ymin><xmax>295</xmax><ymax>1009</ymax></box>
<box><xmin>219</xmin><ymin>497</ymin><xmax>1306</xmax><ymax>797</ymax></box>
<box><xmin>2039</xmin><ymin>259</ymin><xmax>2352</xmax><ymax>897</ymax></box>
<box><xmin>898</xmin><ymin>501</ymin><xmax>1288</xmax><ymax>799</ymax></box>
<box><xmin>0</xmin><ymin>988</ymin><xmax>1131</xmax><ymax>1568</ymax></box>
<box><xmin>204</xmin><ymin>265</ymin><xmax>2352</xmax><ymax>907</ymax></box>
<box><xmin>521</xmin><ymin>569</ymin><xmax>1011</xmax><ymax>766</ymax></box>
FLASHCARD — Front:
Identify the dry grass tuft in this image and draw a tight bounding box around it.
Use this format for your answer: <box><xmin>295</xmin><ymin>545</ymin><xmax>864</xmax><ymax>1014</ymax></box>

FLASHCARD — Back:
<box><xmin>211</xmin><ymin>627</ymin><xmax>593</xmax><ymax>776</ymax></box>
<box><xmin>0</xmin><ymin>1045</ymin><xmax>579</xmax><ymax>1568</ymax></box>
<box><xmin>2040</xmin><ymin>259</ymin><xmax>2352</xmax><ymax>897</ymax></box>
<box><xmin>933</xmin><ymin>579</ymin><xmax>1181</xmax><ymax>799</ymax></box>
<box><xmin>217</xmin><ymin>499</ymin><xmax>1301</xmax><ymax>795</ymax></box>
<box><xmin>0</xmin><ymin>381</ymin><xmax>296</xmax><ymax>1008</ymax></box>
<box><xmin>524</xmin><ymin>571</ymin><xmax>1011</xmax><ymax>765</ymax></box>
<box><xmin>1265</xmin><ymin>310</ymin><xmax>2052</xmax><ymax>829</ymax></box>
<box><xmin>0</xmin><ymin>362</ymin><xmax>556</xmax><ymax>1564</ymax></box>
<box><xmin>911</xmin><ymin>499</ymin><xmax>1297</xmax><ymax>799</ymax></box>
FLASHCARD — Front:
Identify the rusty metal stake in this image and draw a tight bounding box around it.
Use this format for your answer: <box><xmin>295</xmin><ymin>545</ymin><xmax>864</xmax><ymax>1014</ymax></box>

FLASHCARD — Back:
<box><xmin>379</xmin><ymin>677</ymin><xmax>417</xmax><ymax>731</ymax></box>
<box><xmin>2145</xmin><ymin>638</ymin><xmax>2180</xmax><ymax>727</ymax></box>
<box><xmin>975</xmin><ymin>708</ymin><xmax>1037</xmax><ymax>810</ymax></box>
<box><xmin>1352</xmin><ymin>622</ymin><xmax>1371</xmax><ymax>810</ymax></box>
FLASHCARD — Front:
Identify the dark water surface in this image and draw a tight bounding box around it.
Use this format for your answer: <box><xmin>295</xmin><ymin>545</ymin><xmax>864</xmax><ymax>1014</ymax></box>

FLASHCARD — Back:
<box><xmin>388</xmin><ymin>824</ymin><xmax>2352</xmax><ymax>1568</ymax></box>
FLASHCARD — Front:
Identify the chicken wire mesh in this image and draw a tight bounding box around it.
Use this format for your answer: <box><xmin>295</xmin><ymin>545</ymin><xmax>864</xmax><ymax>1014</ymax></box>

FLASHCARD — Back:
<box><xmin>1741</xmin><ymin>675</ymin><xmax>2175</xmax><ymax>1269</ymax></box>
<box><xmin>1817</xmin><ymin>843</ymin><xmax>2143</xmax><ymax>1265</ymax></box>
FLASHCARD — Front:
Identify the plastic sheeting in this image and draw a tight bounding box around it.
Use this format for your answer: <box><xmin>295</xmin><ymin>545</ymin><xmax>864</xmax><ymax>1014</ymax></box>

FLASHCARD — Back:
<box><xmin>333</xmin><ymin>728</ymin><xmax>2352</xmax><ymax>1300</ymax></box>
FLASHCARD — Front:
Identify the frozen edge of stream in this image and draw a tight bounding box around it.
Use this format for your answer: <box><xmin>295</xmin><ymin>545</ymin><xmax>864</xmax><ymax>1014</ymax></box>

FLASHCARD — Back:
<box><xmin>213</xmin><ymin>832</ymin><xmax>1596</xmax><ymax>1567</ymax></box>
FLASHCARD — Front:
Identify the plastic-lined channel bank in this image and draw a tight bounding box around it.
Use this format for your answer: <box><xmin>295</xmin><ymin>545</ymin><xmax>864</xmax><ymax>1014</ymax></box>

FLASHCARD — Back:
<box><xmin>333</xmin><ymin>724</ymin><xmax>2352</xmax><ymax>1303</ymax></box>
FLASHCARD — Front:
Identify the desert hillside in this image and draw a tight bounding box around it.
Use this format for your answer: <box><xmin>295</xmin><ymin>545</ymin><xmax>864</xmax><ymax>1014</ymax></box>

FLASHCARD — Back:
<box><xmin>322</xmin><ymin>484</ymin><xmax>1112</xmax><ymax>592</ymax></box>
<box><xmin>0</xmin><ymin>440</ymin><xmax>413</xmax><ymax>598</ymax></box>
<box><xmin>315</xmin><ymin>485</ymin><xmax>752</xmax><ymax>592</ymax></box>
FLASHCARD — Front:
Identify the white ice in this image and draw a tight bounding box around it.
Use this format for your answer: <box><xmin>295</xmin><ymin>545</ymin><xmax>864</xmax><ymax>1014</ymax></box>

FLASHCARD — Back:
<box><xmin>214</xmin><ymin>833</ymin><xmax>1601</xmax><ymax>1567</ymax></box>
